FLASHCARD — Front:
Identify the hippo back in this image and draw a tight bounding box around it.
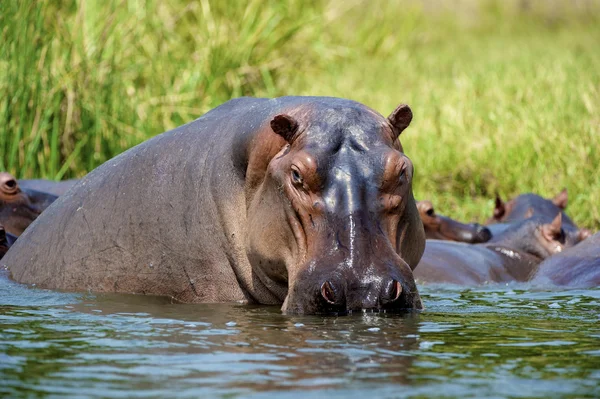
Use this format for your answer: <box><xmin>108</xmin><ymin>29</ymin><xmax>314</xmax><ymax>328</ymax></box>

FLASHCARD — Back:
<box><xmin>530</xmin><ymin>233</ymin><xmax>600</xmax><ymax>288</ymax></box>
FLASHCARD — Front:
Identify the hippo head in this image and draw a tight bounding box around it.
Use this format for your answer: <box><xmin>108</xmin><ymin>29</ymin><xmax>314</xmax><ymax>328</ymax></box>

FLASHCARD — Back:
<box><xmin>489</xmin><ymin>189</ymin><xmax>574</xmax><ymax>226</ymax></box>
<box><xmin>0</xmin><ymin>172</ymin><xmax>58</xmax><ymax>236</ymax></box>
<box><xmin>488</xmin><ymin>190</ymin><xmax>590</xmax><ymax>245</ymax></box>
<box><xmin>245</xmin><ymin>100</ymin><xmax>425</xmax><ymax>315</ymax></box>
<box><xmin>489</xmin><ymin>213</ymin><xmax>571</xmax><ymax>259</ymax></box>
<box><xmin>417</xmin><ymin>200</ymin><xmax>491</xmax><ymax>243</ymax></box>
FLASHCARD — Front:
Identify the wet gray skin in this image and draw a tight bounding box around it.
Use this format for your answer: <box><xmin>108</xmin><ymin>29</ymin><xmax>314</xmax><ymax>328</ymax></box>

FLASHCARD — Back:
<box><xmin>531</xmin><ymin>232</ymin><xmax>600</xmax><ymax>288</ymax></box>
<box><xmin>415</xmin><ymin>214</ymin><xmax>570</xmax><ymax>285</ymax></box>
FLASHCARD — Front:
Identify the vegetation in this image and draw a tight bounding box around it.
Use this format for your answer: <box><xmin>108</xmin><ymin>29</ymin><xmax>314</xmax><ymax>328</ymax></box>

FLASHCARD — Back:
<box><xmin>1</xmin><ymin>0</ymin><xmax>599</xmax><ymax>229</ymax></box>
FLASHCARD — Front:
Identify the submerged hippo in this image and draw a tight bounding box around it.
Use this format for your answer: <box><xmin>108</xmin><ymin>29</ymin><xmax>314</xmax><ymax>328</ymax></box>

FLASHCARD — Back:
<box><xmin>3</xmin><ymin>96</ymin><xmax>426</xmax><ymax>314</ymax></box>
<box><xmin>18</xmin><ymin>179</ymin><xmax>79</xmax><ymax>196</ymax></box>
<box><xmin>0</xmin><ymin>224</ymin><xmax>17</xmax><ymax>259</ymax></box>
<box><xmin>530</xmin><ymin>232</ymin><xmax>600</xmax><ymax>288</ymax></box>
<box><xmin>417</xmin><ymin>200</ymin><xmax>491</xmax><ymax>243</ymax></box>
<box><xmin>414</xmin><ymin>214</ymin><xmax>568</xmax><ymax>285</ymax></box>
<box><xmin>0</xmin><ymin>172</ymin><xmax>58</xmax><ymax>236</ymax></box>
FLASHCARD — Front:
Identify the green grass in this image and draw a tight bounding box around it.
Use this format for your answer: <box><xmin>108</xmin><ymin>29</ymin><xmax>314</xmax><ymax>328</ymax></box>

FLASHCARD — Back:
<box><xmin>1</xmin><ymin>0</ymin><xmax>599</xmax><ymax>229</ymax></box>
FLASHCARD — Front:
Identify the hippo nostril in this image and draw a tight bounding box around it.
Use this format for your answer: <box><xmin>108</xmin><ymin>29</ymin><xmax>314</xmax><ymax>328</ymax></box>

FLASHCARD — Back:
<box><xmin>390</xmin><ymin>279</ymin><xmax>402</xmax><ymax>302</ymax></box>
<box><xmin>320</xmin><ymin>281</ymin><xmax>336</xmax><ymax>304</ymax></box>
<box><xmin>475</xmin><ymin>225</ymin><xmax>492</xmax><ymax>242</ymax></box>
<box><xmin>382</xmin><ymin>279</ymin><xmax>403</xmax><ymax>304</ymax></box>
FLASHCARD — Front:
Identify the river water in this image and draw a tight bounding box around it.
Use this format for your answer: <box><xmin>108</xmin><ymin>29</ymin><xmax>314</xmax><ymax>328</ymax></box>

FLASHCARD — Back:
<box><xmin>1</xmin><ymin>270</ymin><xmax>598</xmax><ymax>399</ymax></box>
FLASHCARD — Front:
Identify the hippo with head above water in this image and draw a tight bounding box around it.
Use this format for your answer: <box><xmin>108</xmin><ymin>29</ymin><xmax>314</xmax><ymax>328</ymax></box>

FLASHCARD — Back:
<box><xmin>488</xmin><ymin>190</ymin><xmax>576</xmax><ymax>231</ymax></box>
<box><xmin>417</xmin><ymin>200</ymin><xmax>491</xmax><ymax>243</ymax></box>
<box><xmin>3</xmin><ymin>96</ymin><xmax>426</xmax><ymax>315</ymax></box>
<box><xmin>487</xmin><ymin>189</ymin><xmax>591</xmax><ymax>242</ymax></box>
<box><xmin>414</xmin><ymin>214</ymin><xmax>570</xmax><ymax>285</ymax></box>
<box><xmin>0</xmin><ymin>172</ymin><xmax>58</xmax><ymax>236</ymax></box>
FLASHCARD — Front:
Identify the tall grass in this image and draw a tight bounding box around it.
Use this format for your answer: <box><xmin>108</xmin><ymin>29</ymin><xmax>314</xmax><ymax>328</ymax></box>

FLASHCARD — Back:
<box><xmin>1</xmin><ymin>0</ymin><xmax>599</xmax><ymax>229</ymax></box>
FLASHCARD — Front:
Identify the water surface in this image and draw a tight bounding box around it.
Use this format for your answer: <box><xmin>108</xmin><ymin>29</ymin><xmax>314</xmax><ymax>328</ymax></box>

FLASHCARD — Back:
<box><xmin>1</xmin><ymin>271</ymin><xmax>599</xmax><ymax>398</ymax></box>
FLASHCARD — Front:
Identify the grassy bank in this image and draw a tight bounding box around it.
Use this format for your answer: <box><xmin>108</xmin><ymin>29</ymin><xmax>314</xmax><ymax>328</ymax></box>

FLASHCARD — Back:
<box><xmin>1</xmin><ymin>0</ymin><xmax>599</xmax><ymax>229</ymax></box>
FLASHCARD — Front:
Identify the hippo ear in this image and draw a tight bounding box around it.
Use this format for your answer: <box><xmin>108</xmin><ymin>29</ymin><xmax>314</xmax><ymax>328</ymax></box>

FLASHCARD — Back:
<box><xmin>270</xmin><ymin>114</ymin><xmax>299</xmax><ymax>143</ymax></box>
<box><xmin>387</xmin><ymin>104</ymin><xmax>413</xmax><ymax>137</ymax></box>
<box><xmin>541</xmin><ymin>213</ymin><xmax>563</xmax><ymax>242</ymax></box>
<box><xmin>552</xmin><ymin>188</ymin><xmax>568</xmax><ymax>209</ymax></box>
<box><xmin>493</xmin><ymin>193</ymin><xmax>505</xmax><ymax>220</ymax></box>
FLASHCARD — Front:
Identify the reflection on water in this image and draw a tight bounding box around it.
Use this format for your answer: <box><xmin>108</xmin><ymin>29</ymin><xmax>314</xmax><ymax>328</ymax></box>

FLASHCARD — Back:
<box><xmin>1</xmin><ymin>271</ymin><xmax>599</xmax><ymax>398</ymax></box>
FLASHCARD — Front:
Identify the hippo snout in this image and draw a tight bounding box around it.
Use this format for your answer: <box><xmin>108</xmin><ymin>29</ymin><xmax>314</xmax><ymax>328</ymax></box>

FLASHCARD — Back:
<box><xmin>283</xmin><ymin>263</ymin><xmax>422</xmax><ymax>315</ymax></box>
<box><xmin>473</xmin><ymin>224</ymin><xmax>492</xmax><ymax>243</ymax></box>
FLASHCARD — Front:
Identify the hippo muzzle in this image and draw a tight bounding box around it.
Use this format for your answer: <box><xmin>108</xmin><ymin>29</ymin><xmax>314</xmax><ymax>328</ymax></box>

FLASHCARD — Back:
<box><xmin>438</xmin><ymin>217</ymin><xmax>492</xmax><ymax>243</ymax></box>
<box><xmin>283</xmin><ymin>259</ymin><xmax>422</xmax><ymax>314</ymax></box>
<box><xmin>281</xmin><ymin>214</ymin><xmax>423</xmax><ymax>315</ymax></box>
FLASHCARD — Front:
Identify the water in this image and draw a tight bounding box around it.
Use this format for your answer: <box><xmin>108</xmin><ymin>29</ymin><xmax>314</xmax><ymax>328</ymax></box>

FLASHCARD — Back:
<box><xmin>1</xmin><ymin>271</ymin><xmax>599</xmax><ymax>399</ymax></box>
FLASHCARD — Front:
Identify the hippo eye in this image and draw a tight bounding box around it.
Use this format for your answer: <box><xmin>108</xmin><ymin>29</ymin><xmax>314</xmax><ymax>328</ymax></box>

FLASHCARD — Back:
<box><xmin>291</xmin><ymin>166</ymin><xmax>303</xmax><ymax>185</ymax></box>
<box><xmin>399</xmin><ymin>165</ymin><xmax>409</xmax><ymax>182</ymax></box>
<box><xmin>426</xmin><ymin>208</ymin><xmax>435</xmax><ymax>217</ymax></box>
<box><xmin>554</xmin><ymin>228</ymin><xmax>566</xmax><ymax>244</ymax></box>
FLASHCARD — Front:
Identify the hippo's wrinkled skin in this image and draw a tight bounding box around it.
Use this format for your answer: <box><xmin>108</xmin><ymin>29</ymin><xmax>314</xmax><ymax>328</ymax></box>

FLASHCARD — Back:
<box><xmin>18</xmin><ymin>179</ymin><xmax>78</xmax><ymax>196</ymax></box>
<box><xmin>530</xmin><ymin>232</ymin><xmax>600</xmax><ymax>288</ymax></box>
<box><xmin>414</xmin><ymin>214</ymin><xmax>570</xmax><ymax>285</ymax></box>
<box><xmin>3</xmin><ymin>96</ymin><xmax>426</xmax><ymax>315</ymax></box>
<box><xmin>0</xmin><ymin>172</ymin><xmax>58</xmax><ymax>236</ymax></box>
<box><xmin>417</xmin><ymin>200</ymin><xmax>491</xmax><ymax>243</ymax></box>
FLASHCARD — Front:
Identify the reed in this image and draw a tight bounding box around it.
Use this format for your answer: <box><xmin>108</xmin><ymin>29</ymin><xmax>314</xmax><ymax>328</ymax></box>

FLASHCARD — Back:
<box><xmin>1</xmin><ymin>0</ymin><xmax>598</xmax><ymax>228</ymax></box>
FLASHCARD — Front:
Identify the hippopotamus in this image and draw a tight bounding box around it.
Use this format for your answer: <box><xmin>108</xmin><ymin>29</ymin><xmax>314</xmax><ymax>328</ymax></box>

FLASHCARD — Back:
<box><xmin>0</xmin><ymin>172</ymin><xmax>59</xmax><ymax>236</ymax></box>
<box><xmin>3</xmin><ymin>96</ymin><xmax>426</xmax><ymax>315</ymax></box>
<box><xmin>414</xmin><ymin>214</ymin><xmax>569</xmax><ymax>285</ymax></box>
<box><xmin>488</xmin><ymin>189</ymin><xmax>576</xmax><ymax>230</ymax></box>
<box><xmin>486</xmin><ymin>189</ymin><xmax>591</xmax><ymax>242</ymax></box>
<box><xmin>417</xmin><ymin>200</ymin><xmax>491</xmax><ymax>243</ymax></box>
<box><xmin>0</xmin><ymin>224</ymin><xmax>17</xmax><ymax>259</ymax></box>
<box><xmin>18</xmin><ymin>179</ymin><xmax>79</xmax><ymax>196</ymax></box>
<box><xmin>530</xmin><ymin>232</ymin><xmax>600</xmax><ymax>288</ymax></box>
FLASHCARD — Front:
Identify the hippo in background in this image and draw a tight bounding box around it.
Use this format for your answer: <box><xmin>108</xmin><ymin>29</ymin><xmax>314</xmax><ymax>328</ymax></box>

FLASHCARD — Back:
<box><xmin>0</xmin><ymin>224</ymin><xmax>17</xmax><ymax>259</ymax></box>
<box><xmin>0</xmin><ymin>172</ymin><xmax>58</xmax><ymax>236</ymax></box>
<box><xmin>486</xmin><ymin>189</ymin><xmax>591</xmax><ymax>243</ymax></box>
<box><xmin>530</xmin><ymin>232</ymin><xmax>600</xmax><ymax>288</ymax></box>
<box><xmin>18</xmin><ymin>179</ymin><xmax>79</xmax><ymax>196</ymax></box>
<box><xmin>415</xmin><ymin>214</ymin><xmax>569</xmax><ymax>285</ymax></box>
<box><xmin>489</xmin><ymin>189</ymin><xmax>575</xmax><ymax>230</ymax></box>
<box><xmin>417</xmin><ymin>200</ymin><xmax>491</xmax><ymax>243</ymax></box>
<box><xmin>3</xmin><ymin>96</ymin><xmax>426</xmax><ymax>315</ymax></box>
